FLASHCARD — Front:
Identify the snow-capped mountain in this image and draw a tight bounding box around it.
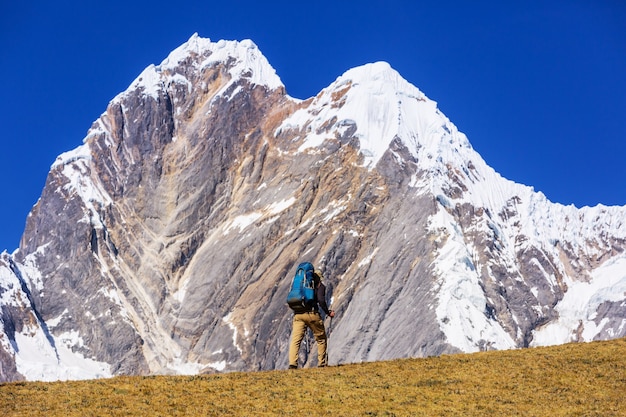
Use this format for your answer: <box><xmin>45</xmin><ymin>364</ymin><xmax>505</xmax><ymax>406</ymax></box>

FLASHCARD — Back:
<box><xmin>1</xmin><ymin>34</ymin><xmax>625</xmax><ymax>382</ymax></box>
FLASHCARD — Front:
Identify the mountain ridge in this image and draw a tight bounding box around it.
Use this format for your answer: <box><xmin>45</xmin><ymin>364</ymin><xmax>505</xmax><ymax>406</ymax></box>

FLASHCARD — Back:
<box><xmin>1</xmin><ymin>35</ymin><xmax>624</xmax><ymax>382</ymax></box>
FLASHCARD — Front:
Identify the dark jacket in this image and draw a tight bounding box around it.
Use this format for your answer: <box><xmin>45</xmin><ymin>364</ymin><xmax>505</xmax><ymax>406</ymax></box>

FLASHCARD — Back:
<box><xmin>315</xmin><ymin>280</ymin><xmax>331</xmax><ymax>317</ymax></box>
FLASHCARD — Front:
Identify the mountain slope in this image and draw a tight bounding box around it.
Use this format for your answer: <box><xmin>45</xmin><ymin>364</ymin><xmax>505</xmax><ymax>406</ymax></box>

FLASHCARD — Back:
<box><xmin>1</xmin><ymin>34</ymin><xmax>625</xmax><ymax>381</ymax></box>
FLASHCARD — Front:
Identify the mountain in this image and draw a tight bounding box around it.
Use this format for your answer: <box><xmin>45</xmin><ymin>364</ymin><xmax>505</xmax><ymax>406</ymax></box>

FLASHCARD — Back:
<box><xmin>1</xmin><ymin>34</ymin><xmax>625</xmax><ymax>382</ymax></box>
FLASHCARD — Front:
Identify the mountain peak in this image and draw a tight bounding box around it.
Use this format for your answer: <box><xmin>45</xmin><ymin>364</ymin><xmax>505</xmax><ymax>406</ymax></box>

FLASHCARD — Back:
<box><xmin>118</xmin><ymin>35</ymin><xmax>283</xmax><ymax>101</ymax></box>
<box><xmin>334</xmin><ymin>61</ymin><xmax>425</xmax><ymax>100</ymax></box>
<box><xmin>281</xmin><ymin>60</ymin><xmax>449</xmax><ymax>168</ymax></box>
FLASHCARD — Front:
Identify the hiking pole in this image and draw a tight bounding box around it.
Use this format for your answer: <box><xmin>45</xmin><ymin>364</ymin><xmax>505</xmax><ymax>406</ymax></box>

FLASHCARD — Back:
<box><xmin>325</xmin><ymin>315</ymin><xmax>332</xmax><ymax>367</ymax></box>
<box><xmin>304</xmin><ymin>327</ymin><xmax>311</xmax><ymax>366</ymax></box>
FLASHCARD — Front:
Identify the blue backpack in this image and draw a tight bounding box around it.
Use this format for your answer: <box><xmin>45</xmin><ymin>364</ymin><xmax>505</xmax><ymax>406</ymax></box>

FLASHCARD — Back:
<box><xmin>286</xmin><ymin>262</ymin><xmax>316</xmax><ymax>312</ymax></box>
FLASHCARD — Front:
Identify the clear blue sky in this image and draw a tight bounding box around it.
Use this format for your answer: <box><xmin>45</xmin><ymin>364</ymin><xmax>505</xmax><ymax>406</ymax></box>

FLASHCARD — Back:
<box><xmin>1</xmin><ymin>0</ymin><xmax>625</xmax><ymax>252</ymax></box>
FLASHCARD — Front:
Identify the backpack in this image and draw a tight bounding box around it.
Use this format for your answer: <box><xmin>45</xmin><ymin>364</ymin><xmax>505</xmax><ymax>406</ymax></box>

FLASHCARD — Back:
<box><xmin>286</xmin><ymin>262</ymin><xmax>316</xmax><ymax>312</ymax></box>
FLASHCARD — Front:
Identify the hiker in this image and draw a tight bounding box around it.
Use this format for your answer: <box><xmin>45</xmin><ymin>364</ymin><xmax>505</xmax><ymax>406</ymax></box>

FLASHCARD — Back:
<box><xmin>288</xmin><ymin>267</ymin><xmax>335</xmax><ymax>369</ymax></box>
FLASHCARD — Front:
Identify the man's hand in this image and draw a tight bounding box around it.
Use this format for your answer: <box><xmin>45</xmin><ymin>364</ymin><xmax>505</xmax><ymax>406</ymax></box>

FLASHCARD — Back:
<box><xmin>329</xmin><ymin>310</ymin><xmax>335</xmax><ymax>318</ymax></box>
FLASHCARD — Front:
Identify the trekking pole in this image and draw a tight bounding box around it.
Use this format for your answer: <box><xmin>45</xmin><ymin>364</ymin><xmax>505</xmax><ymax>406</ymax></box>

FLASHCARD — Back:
<box><xmin>304</xmin><ymin>328</ymin><xmax>311</xmax><ymax>366</ymax></box>
<box><xmin>325</xmin><ymin>315</ymin><xmax>332</xmax><ymax>367</ymax></box>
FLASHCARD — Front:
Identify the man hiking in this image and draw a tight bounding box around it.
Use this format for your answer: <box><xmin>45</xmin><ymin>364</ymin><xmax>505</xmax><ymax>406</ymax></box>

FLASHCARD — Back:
<box><xmin>287</xmin><ymin>264</ymin><xmax>335</xmax><ymax>369</ymax></box>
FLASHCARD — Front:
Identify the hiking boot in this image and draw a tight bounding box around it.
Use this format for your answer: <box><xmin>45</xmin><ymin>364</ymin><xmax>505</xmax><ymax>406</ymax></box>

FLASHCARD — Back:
<box><xmin>288</xmin><ymin>365</ymin><xmax>297</xmax><ymax>370</ymax></box>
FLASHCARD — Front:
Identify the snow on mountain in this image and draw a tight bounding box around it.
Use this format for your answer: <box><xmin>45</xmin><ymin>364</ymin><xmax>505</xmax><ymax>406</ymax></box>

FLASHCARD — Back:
<box><xmin>426</xmin><ymin>138</ymin><xmax>626</xmax><ymax>351</ymax></box>
<box><xmin>120</xmin><ymin>33</ymin><xmax>283</xmax><ymax>102</ymax></box>
<box><xmin>1</xmin><ymin>252</ymin><xmax>111</xmax><ymax>381</ymax></box>
<box><xmin>532</xmin><ymin>253</ymin><xmax>626</xmax><ymax>346</ymax></box>
<box><xmin>281</xmin><ymin>61</ymin><xmax>432</xmax><ymax>167</ymax></box>
<box><xmin>51</xmin><ymin>143</ymin><xmax>114</xmax><ymax>231</ymax></box>
<box><xmin>12</xmin><ymin>325</ymin><xmax>112</xmax><ymax>382</ymax></box>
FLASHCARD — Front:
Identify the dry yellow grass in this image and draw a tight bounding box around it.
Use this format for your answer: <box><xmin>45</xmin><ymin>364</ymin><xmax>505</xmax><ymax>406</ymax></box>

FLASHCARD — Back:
<box><xmin>2</xmin><ymin>338</ymin><xmax>625</xmax><ymax>416</ymax></box>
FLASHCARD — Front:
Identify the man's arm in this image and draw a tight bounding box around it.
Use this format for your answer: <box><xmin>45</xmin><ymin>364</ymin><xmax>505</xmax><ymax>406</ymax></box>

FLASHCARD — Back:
<box><xmin>316</xmin><ymin>283</ymin><xmax>334</xmax><ymax>317</ymax></box>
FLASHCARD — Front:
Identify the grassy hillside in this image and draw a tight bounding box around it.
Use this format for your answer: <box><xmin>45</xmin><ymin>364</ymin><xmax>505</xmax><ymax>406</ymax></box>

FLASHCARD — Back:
<box><xmin>2</xmin><ymin>338</ymin><xmax>625</xmax><ymax>416</ymax></box>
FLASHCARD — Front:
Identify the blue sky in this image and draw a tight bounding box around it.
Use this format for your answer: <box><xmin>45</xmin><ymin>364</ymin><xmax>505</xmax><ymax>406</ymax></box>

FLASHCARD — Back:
<box><xmin>1</xmin><ymin>0</ymin><xmax>625</xmax><ymax>252</ymax></box>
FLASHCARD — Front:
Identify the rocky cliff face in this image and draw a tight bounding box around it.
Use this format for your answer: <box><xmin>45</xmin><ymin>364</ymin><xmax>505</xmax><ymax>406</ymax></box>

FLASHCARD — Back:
<box><xmin>1</xmin><ymin>34</ymin><xmax>625</xmax><ymax>381</ymax></box>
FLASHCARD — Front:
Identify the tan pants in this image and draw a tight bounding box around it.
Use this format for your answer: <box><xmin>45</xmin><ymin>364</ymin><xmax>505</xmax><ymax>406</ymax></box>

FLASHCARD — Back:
<box><xmin>289</xmin><ymin>311</ymin><xmax>328</xmax><ymax>367</ymax></box>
